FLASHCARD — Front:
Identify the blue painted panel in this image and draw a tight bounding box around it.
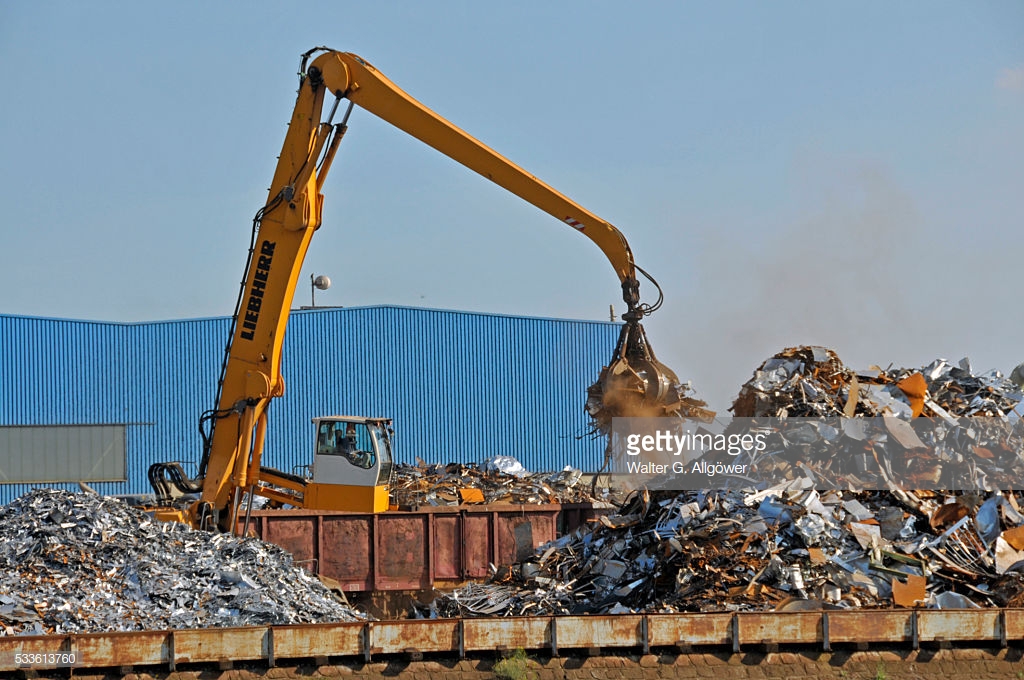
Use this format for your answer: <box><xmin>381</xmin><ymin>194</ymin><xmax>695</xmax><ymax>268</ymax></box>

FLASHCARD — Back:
<box><xmin>0</xmin><ymin>307</ymin><xmax>620</xmax><ymax>503</ymax></box>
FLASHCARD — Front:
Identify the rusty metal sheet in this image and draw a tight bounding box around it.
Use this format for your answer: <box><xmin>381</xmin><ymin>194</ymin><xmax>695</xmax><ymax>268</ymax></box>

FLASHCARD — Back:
<box><xmin>1005</xmin><ymin>609</ymin><xmax>1024</xmax><ymax>641</ymax></box>
<box><xmin>240</xmin><ymin>515</ymin><xmax>264</xmax><ymax>538</ymax></box>
<box><xmin>558</xmin><ymin>503</ymin><xmax>610</xmax><ymax>534</ymax></box>
<box><xmin>376</xmin><ymin>514</ymin><xmax>429</xmax><ymax>589</ymax></box>
<box><xmin>238</xmin><ymin>506</ymin><xmax>567</xmax><ymax>593</ymax></box>
<box><xmin>738</xmin><ymin>612</ymin><xmax>821</xmax><ymax>645</ymax></box>
<box><xmin>530</xmin><ymin>511</ymin><xmax>558</xmax><ymax>543</ymax></box>
<box><xmin>0</xmin><ymin>634</ymin><xmax>74</xmax><ymax>670</ymax></box>
<box><xmin>262</xmin><ymin>516</ymin><xmax>316</xmax><ymax>565</ymax></box>
<box><xmin>892</xmin><ymin>574</ymin><xmax>928</xmax><ymax>608</ymax></box>
<box><xmin>0</xmin><ymin>634</ymin><xmax>70</xmax><ymax>656</ymax></box>
<box><xmin>917</xmin><ymin>610</ymin><xmax>1001</xmax><ymax>642</ymax></box>
<box><xmin>74</xmin><ymin>630</ymin><xmax>168</xmax><ymax>669</ymax></box>
<box><xmin>494</xmin><ymin>511</ymin><xmax>558</xmax><ymax>565</ymax></box>
<box><xmin>554</xmin><ymin>615</ymin><xmax>644</xmax><ymax>649</ymax></box>
<box><xmin>370</xmin><ymin>620</ymin><xmax>459</xmax><ymax>655</ymax></box>
<box><xmin>6</xmin><ymin>610</ymin><xmax>1024</xmax><ymax>671</ymax></box>
<box><xmin>827</xmin><ymin>610</ymin><xmax>913</xmax><ymax>643</ymax></box>
<box><xmin>496</xmin><ymin>514</ymin><xmax>526</xmax><ymax>565</ymax></box>
<box><xmin>320</xmin><ymin>515</ymin><xmax>372</xmax><ymax>589</ymax></box>
<box><xmin>272</xmin><ymin>623</ymin><xmax>364</xmax><ymax>659</ymax></box>
<box><xmin>173</xmin><ymin>627</ymin><xmax>268</xmax><ymax>663</ymax></box>
<box><xmin>433</xmin><ymin>514</ymin><xmax>461</xmax><ymax>580</ymax></box>
<box><xmin>463</xmin><ymin>617</ymin><xmax>551</xmax><ymax>651</ymax></box>
<box><xmin>647</xmin><ymin>613</ymin><xmax>733</xmax><ymax>646</ymax></box>
<box><xmin>464</xmin><ymin>514</ymin><xmax>492</xmax><ymax>578</ymax></box>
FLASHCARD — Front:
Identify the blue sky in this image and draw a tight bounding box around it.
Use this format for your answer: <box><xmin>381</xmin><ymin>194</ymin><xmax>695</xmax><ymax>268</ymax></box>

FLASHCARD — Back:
<box><xmin>1</xmin><ymin>2</ymin><xmax>1022</xmax><ymax>410</ymax></box>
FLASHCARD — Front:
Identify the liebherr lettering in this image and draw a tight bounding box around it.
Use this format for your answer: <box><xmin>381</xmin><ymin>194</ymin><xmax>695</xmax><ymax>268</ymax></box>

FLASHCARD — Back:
<box><xmin>239</xmin><ymin>240</ymin><xmax>276</xmax><ymax>341</ymax></box>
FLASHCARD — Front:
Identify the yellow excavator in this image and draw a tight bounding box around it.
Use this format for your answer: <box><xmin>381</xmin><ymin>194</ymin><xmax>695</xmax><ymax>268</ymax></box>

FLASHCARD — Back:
<box><xmin>148</xmin><ymin>47</ymin><xmax>700</xmax><ymax>532</ymax></box>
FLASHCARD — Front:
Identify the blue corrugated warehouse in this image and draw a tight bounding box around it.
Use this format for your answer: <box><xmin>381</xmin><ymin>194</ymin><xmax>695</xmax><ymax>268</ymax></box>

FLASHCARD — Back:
<box><xmin>0</xmin><ymin>306</ymin><xmax>619</xmax><ymax>503</ymax></box>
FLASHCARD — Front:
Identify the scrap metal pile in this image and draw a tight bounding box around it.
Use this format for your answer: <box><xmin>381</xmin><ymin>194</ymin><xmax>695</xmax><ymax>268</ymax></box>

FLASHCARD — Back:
<box><xmin>430</xmin><ymin>486</ymin><xmax>1024</xmax><ymax>616</ymax></box>
<box><xmin>427</xmin><ymin>347</ymin><xmax>1024</xmax><ymax>616</ymax></box>
<box><xmin>390</xmin><ymin>457</ymin><xmax>605</xmax><ymax>508</ymax></box>
<box><xmin>731</xmin><ymin>346</ymin><xmax>1022</xmax><ymax>420</ymax></box>
<box><xmin>721</xmin><ymin>346</ymin><xmax>1024</xmax><ymax>490</ymax></box>
<box><xmin>0</xmin><ymin>489</ymin><xmax>367</xmax><ymax>635</ymax></box>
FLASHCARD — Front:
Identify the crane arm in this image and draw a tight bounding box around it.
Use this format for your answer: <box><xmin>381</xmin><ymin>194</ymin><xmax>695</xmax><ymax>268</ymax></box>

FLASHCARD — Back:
<box><xmin>184</xmin><ymin>48</ymin><xmax>690</xmax><ymax>531</ymax></box>
<box><xmin>311</xmin><ymin>50</ymin><xmax>641</xmax><ymax>304</ymax></box>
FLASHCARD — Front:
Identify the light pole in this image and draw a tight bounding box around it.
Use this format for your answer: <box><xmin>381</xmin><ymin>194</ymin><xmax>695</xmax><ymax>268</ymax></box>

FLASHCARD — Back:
<box><xmin>311</xmin><ymin>274</ymin><xmax>331</xmax><ymax>307</ymax></box>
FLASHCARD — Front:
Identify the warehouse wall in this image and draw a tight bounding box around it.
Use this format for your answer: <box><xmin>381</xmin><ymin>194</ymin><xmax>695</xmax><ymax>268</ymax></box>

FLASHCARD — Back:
<box><xmin>0</xmin><ymin>306</ymin><xmax>619</xmax><ymax>503</ymax></box>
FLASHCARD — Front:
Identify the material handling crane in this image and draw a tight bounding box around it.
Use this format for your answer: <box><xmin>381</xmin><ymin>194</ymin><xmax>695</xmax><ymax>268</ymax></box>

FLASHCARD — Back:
<box><xmin>149</xmin><ymin>48</ymin><xmax>692</xmax><ymax>532</ymax></box>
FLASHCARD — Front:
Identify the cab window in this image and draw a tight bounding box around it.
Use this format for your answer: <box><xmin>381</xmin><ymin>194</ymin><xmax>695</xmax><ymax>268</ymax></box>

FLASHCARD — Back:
<box><xmin>317</xmin><ymin>421</ymin><xmax>376</xmax><ymax>469</ymax></box>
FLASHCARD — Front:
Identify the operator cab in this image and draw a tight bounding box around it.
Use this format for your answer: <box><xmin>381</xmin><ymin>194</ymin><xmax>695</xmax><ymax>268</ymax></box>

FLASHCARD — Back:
<box><xmin>307</xmin><ymin>416</ymin><xmax>394</xmax><ymax>512</ymax></box>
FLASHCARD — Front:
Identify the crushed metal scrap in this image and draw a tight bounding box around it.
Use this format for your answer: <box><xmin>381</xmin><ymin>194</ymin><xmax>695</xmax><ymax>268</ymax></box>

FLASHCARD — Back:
<box><xmin>427</xmin><ymin>486</ymin><xmax>1024</xmax><ymax>617</ymax></box>
<box><xmin>390</xmin><ymin>456</ymin><xmax>608</xmax><ymax>508</ymax></box>
<box><xmin>663</xmin><ymin>347</ymin><xmax>1024</xmax><ymax>492</ymax></box>
<box><xmin>0</xmin><ymin>489</ymin><xmax>367</xmax><ymax>636</ymax></box>
<box><xmin>424</xmin><ymin>347</ymin><xmax>1024</xmax><ymax>617</ymax></box>
<box><xmin>731</xmin><ymin>346</ymin><xmax>1022</xmax><ymax>420</ymax></box>
<box><xmin>719</xmin><ymin>346</ymin><xmax>1024</xmax><ymax>490</ymax></box>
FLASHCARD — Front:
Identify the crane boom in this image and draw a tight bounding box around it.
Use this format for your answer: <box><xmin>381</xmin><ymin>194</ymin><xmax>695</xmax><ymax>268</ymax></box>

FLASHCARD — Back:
<box><xmin>314</xmin><ymin>51</ymin><xmax>639</xmax><ymax>286</ymax></box>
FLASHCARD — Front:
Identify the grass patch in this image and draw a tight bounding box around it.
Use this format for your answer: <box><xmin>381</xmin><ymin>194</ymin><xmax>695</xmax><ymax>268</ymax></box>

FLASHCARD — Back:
<box><xmin>493</xmin><ymin>648</ymin><xmax>535</xmax><ymax>680</ymax></box>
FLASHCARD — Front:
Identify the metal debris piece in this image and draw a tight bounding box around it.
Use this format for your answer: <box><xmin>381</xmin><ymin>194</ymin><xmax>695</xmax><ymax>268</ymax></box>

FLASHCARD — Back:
<box><xmin>892</xmin><ymin>574</ymin><xmax>927</xmax><ymax>608</ymax></box>
<box><xmin>995</xmin><ymin>536</ymin><xmax>1024</xmax><ymax>575</ymax></box>
<box><xmin>0</xmin><ymin>489</ymin><xmax>368</xmax><ymax>635</ymax></box>
<box><xmin>1003</xmin><ymin>525</ymin><xmax>1024</xmax><ymax>551</ymax></box>
<box><xmin>930</xmin><ymin>591</ymin><xmax>981</xmax><ymax>609</ymax></box>
<box><xmin>482</xmin><ymin>456</ymin><xmax>529</xmax><ymax>478</ymax></box>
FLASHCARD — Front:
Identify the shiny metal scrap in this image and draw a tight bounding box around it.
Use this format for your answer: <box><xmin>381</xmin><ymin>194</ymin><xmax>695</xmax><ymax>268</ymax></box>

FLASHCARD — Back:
<box><xmin>0</xmin><ymin>489</ymin><xmax>368</xmax><ymax>635</ymax></box>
